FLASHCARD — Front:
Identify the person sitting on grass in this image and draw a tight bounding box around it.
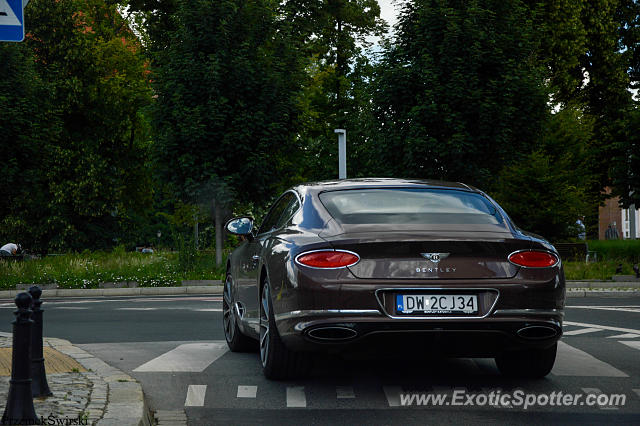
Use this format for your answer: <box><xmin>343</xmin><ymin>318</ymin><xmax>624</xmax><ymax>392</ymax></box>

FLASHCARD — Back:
<box><xmin>0</xmin><ymin>243</ymin><xmax>21</xmax><ymax>256</ymax></box>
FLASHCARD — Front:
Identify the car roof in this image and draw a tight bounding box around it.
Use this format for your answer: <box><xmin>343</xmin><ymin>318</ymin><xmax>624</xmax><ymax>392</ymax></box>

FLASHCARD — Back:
<box><xmin>293</xmin><ymin>178</ymin><xmax>479</xmax><ymax>196</ymax></box>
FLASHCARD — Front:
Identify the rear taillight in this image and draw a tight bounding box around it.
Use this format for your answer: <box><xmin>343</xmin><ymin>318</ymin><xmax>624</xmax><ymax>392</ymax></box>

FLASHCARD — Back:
<box><xmin>295</xmin><ymin>250</ymin><xmax>360</xmax><ymax>269</ymax></box>
<box><xmin>508</xmin><ymin>250</ymin><xmax>559</xmax><ymax>268</ymax></box>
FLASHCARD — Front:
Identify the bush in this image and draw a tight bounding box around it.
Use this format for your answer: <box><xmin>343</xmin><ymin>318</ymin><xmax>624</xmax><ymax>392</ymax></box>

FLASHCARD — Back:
<box><xmin>586</xmin><ymin>240</ymin><xmax>640</xmax><ymax>262</ymax></box>
<box><xmin>0</xmin><ymin>250</ymin><xmax>224</xmax><ymax>290</ymax></box>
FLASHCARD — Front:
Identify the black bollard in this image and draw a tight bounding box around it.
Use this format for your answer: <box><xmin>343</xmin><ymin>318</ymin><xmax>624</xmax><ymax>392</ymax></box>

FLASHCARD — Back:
<box><xmin>1</xmin><ymin>292</ymin><xmax>38</xmax><ymax>425</ymax></box>
<box><xmin>29</xmin><ymin>286</ymin><xmax>52</xmax><ymax>397</ymax></box>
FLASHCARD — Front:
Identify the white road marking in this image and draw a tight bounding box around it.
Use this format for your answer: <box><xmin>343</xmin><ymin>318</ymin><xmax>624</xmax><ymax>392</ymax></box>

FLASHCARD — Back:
<box><xmin>117</xmin><ymin>307</ymin><xmax>157</xmax><ymax>311</ymax></box>
<box><xmin>194</xmin><ymin>308</ymin><xmax>222</xmax><ymax>312</ymax></box>
<box><xmin>336</xmin><ymin>386</ymin><xmax>355</xmax><ymax>399</ymax></box>
<box><xmin>552</xmin><ymin>341</ymin><xmax>628</xmax><ymax>377</ymax></box>
<box><xmin>568</xmin><ymin>305</ymin><xmax>640</xmax><ymax>314</ymax></box>
<box><xmin>0</xmin><ymin>332</ymin><xmax>11</xmax><ymax>337</ymax></box>
<box><xmin>633</xmin><ymin>389</ymin><xmax>640</xmax><ymax>399</ymax></box>
<box><xmin>618</xmin><ymin>340</ymin><xmax>640</xmax><ymax>351</ymax></box>
<box><xmin>237</xmin><ymin>385</ymin><xmax>257</xmax><ymax>398</ymax></box>
<box><xmin>563</xmin><ymin>327</ymin><xmax>602</xmax><ymax>336</ymax></box>
<box><xmin>607</xmin><ymin>333</ymin><xmax>640</xmax><ymax>339</ymax></box>
<box><xmin>563</xmin><ymin>321</ymin><xmax>640</xmax><ymax>335</ymax></box>
<box><xmin>53</xmin><ymin>307</ymin><xmax>90</xmax><ymax>310</ymax></box>
<box><xmin>286</xmin><ymin>386</ymin><xmax>307</xmax><ymax>408</ymax></box>
<box><xmin>383</xmin><ymin>386</ymin><xmax>402</xmax><ymax>407</ymax></box>
<box><xmin>184</xmin><ymin>385</ymin><xmax>207</xmax><ymax>407</ymax></box>
<box><xmin>133</xmin><ymin>342</ymin><xmax>228</xmax><ymax>372</ymax></box>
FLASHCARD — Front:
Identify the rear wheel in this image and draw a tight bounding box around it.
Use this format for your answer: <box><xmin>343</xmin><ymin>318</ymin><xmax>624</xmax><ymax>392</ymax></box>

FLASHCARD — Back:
<box><xmin>495</xmin><ymin>343</ymin><xmax>557</xmax><ymax>378</ymax></box>
<box><xmin>259</xmin><ymin>278</ymin><xmax>310</xmax><ymax>379</ymax></box>
<box><xmin>223</xmin><ymin>274</ymin><xmax>254</xmax><ymax>352</ymax></box>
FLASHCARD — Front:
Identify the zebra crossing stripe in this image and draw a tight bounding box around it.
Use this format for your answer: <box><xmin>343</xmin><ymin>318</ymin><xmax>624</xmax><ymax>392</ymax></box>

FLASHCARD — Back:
<box><xmin>607</xmin><ymin>333</ymin><xmax>640</xmax><ymax>339</ymax></box>
<box><xmin>185</xmin><ymin>385</ymin><xmax>207</xmax><ymax>407</ymax></box>
<box><xmin>633</xmin><ymin>389</ymin><xmax>640</xmax><ymax>399</ymax></box>
<box><xmin>564</xmin><ymin>321</ymin><xmax>640</xmax><ymax>335</ymax></box>
<box><xmin>237</xmin><ymin>385</ymin><xmax>257</xmax><ymax>398</ymax></box>
<box><xmin>336</xmin><ymin>386</ymin><xmax>355</xmax><ymax>399</ymax></box>
<box><xmin>618</xmin><ymin>340</ymin><xmax>640</xmax><ymax>351</ymax></box>
<box><xmin>383</xmin><ymin>386</ymin><xmax>402</xmax><ymax>407</ymax></box>
<box><xmin>133</xmin><ymin>342</ymin><xmax>228</xmax><ymax>372</ymax></box>
<box><xmin>286</xmin><ymin>386</ymin><xmax>307</xmax><ymax>408</ymax></box>
<box><xmin>552</xmin><ymin>342</ymin><xmax>628</xmax><ymax>377</ymax></box>
<box><xmin>563</xmin><ymin>327</ymin><xmax>602</xmax><ymax>336</ymax></box>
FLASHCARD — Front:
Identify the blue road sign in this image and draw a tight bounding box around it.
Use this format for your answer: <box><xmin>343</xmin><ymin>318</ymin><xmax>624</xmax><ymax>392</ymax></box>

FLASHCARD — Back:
<box><xmin>0</xmin><ymin>0</ymin><xmax>24</xmax><ymax>42</ymax></box>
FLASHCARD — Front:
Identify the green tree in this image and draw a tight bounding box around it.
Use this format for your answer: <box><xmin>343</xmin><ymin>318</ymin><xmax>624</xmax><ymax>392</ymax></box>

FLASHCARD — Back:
<box><xmin>492</xmin><ymin>106</ymin><xmax>595</xmax><ymax>241</ymax></box>
<box><xmin>0</xmin><ymin>42</ymin><xmax>60</xmax><ymax>251</ymax></box>
<box><xmin>282</xmin><ymin>0</ymin><xmax>386</xmax><ymax>180</ymax></box>
<box><xmin>152</xmin><ymin>0</ymin><xmax>306</xmax><ymax>264</ymax></box>
<box><xmin>526</xmin><ymin>0</ymin><xmax>639</xmax><ymax>217</ymax></box>
<box><xmin>373</xmin><ymin>0</ymin><xmax>548</xmax><ymax>186</ymax></box>
<box><xmin>15</xmin><ymin>0</ymin><xmax>153</xmax><ymax>251</ymax></box>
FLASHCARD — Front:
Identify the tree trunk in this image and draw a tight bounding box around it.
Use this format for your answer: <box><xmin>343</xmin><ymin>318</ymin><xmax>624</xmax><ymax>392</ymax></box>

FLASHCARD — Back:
<box><xmin>214</xmin><ymin>201</ymin><xmax>223</xmax><ymax>266</ymax></box>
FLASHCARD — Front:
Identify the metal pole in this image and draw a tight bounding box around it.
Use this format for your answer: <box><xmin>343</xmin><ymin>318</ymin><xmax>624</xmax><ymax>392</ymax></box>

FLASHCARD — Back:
<box><xmin>630</xmin><ymin>204</ymin><xmax>636</xmax><ymax>239</ymax></box>
<box><xmin>1</xmin><ymin>292</ymin><xmax>38</xmax><ymax>425</ymax></box>
<box><xmin>29</xmin><ymin>286</ymin><xmax>52</xmax><ymax>397</ymax></box>
<box><xmin>334</xmin><ymin>129</ymin><xmax>347</xmax><ymax>179</ymax></box>
<box><xmin>194</xmin><ymin>214</ymin><xmax>199</xmax><ymax>250</ymax></box>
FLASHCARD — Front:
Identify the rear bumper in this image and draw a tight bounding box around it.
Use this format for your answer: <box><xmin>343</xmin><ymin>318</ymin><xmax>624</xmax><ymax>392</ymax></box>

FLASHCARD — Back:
<box><xmin>275</xmin><ymin>309</ymin><xmax>563</xmax><ymax>356</ymax></box>
<box><xmin>271</xmin><ymin>265</ymin><xmax>565</xmax><ymax>356</ymax></box>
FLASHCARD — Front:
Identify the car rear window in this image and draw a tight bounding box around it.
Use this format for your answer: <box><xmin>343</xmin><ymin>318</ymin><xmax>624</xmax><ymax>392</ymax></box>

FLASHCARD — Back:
<box><xmin>319</xmin><ymin>188</ymin><xmax>504</xmax><ymax>225</ymax></box>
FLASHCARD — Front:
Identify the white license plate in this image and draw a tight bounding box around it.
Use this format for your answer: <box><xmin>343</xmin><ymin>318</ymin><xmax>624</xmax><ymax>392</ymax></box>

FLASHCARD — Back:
<box><xmin>396</xmin><ymin>294</ymin><xmax>478</xmax><ymax>314</ymax></box>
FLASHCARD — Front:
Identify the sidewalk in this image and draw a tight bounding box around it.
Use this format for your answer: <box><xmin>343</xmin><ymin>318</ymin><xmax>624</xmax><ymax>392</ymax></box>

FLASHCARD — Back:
<box><xmin>0</xmin><ymin>333</ymin><xmax>150</xmax><ymax>426</ymax></box>
<box><xmin>2</xmin><ymin>281</ymin><xmax>639</xmax><ymax>299</ymax></box>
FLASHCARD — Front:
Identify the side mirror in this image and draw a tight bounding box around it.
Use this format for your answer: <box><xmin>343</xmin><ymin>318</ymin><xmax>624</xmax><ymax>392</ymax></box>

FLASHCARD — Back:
<box><xmin>225</xmin><ymin>217</ymin><xmax>254</xmax><ymax>236</ymax></box>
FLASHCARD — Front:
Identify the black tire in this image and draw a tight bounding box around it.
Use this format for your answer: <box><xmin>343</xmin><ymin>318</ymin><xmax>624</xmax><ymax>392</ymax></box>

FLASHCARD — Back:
<box><xmin>495</xmin><ymin>343</ymin><xmax>557</xmax><ymax>379</ymax></box>
<box><xmin>223</xmin><ymin>274</ymin><xmax>255</xmax><ymax>352</ymax></box>
<box><xmin>259</xmin><ymin>278</ymin><xmax>311</xmax><ymax>380</ymax></box>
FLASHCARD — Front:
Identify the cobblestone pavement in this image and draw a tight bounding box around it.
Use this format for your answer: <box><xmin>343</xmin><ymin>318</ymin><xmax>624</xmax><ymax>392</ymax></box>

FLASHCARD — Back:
<box><xmin>0</xmin><ymin>336</ymin><xmax>147</xmax><ymax>425</ymax></box>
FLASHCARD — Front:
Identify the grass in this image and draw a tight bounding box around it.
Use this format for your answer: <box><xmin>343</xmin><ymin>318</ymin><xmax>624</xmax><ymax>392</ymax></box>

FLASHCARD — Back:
<box><xmin>2</xmin><ymin>240</ymin><xmax>638</xmax><ymax>287</ymax></box>
<box><xmin>585</xmin><ymin>239</ymin><xmax>640</xmax><ymax>261</ymax></box>
<box><xmin>563</xmin><ymin>259</ymin><xmax>638</xmax><ymax>281</ymax></box>
<box><xmin>562</xmin><ymin>240</ymin><xmax>640</xmax><ymax>280</ymax></box>
<box><xmin>0</xmin><ymin>249</ymin><xmax>225</xmax><ymax>290</ymax></box>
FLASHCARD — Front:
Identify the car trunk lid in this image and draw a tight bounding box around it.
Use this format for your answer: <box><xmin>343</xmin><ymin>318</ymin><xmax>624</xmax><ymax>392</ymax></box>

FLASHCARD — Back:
<box><xmin>320</xmin><ymin>227</ymin><xmax>528</xmax><ymax>280</ymax></box>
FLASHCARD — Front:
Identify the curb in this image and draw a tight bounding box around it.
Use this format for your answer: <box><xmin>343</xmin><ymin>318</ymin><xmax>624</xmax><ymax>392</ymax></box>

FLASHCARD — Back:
<box><xmin>567</xmin><ymin>281</ymin><xmax>640</xmax><ymax>289</ymax></box>
<box><xmin>46</xmin><ymin>337</ymin><xmax>152</xmax><ymax>426</ymax></box>
<box><xmin>1</xmin><ymin>285</ymin><xmax>638</xmax><ymax>299</ymax></box>
<box><xmin>566</xmin><ymin>289</ymin><xmax>640</xmax><ymax>297</ymax></box>
<box><xmin>0</xmin><ymin>286</ymin><xmax>223</xmax><ymax>299</ymax></box>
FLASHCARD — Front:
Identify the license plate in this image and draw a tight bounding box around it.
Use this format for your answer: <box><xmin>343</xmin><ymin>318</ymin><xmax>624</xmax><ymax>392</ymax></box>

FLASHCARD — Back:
<box><xmin>396</xmin><ymin>294</ymin><xmax>478</xmax><ymax>314</ymax></box>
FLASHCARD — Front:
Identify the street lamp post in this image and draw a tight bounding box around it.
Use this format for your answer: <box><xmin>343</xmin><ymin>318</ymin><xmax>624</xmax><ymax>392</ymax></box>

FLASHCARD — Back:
<box><xmin>334</xmin><ymin>129</ymin><xmax>346</xmax><ymax>179</ymax></box>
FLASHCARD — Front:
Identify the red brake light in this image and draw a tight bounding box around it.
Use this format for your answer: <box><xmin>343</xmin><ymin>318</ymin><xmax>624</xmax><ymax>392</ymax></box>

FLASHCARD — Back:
<box><xmin>508</xmin><ymin>251</ymin><xmax>558</xmax><ymax>268</ymax></box>
<box><xmin>296</xmin><ymin>250</ymin><xmax>360</xmax><ymax>268</ymax></box>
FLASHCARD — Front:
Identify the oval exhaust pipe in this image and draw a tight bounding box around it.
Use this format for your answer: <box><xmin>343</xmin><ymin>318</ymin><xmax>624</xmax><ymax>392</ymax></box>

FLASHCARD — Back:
<box><xmin>516</xmin><ymin>325</ymin><xmax>558</xmax><ymax>340</ymax></box>
<box><xmin>307</xmin><ymin>326</ymin><xmax>358</xmax><ymax>341</ymax></box>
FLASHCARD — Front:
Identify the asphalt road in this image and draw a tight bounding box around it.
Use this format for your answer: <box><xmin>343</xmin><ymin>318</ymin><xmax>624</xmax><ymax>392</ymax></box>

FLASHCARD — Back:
<box><xmin>1</xmin><ymin>295</ymin><xmax>639</xmax><ymax>425</ymax></box>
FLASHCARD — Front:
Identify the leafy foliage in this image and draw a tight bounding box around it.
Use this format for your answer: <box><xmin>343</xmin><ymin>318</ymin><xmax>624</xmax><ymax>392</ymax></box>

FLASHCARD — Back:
<box><xmin>152</xmin><ymin>0</ymin><xmax>305</xmax><ymax>203</ymax></box>
<box><xmin>373</xmin><ymin>0</ymin><xmax>548</xmax><ymax>187</ymax></box>
<box><xmin>2</xmin><ymin>0</ymin><xmax>153</xmax><ymax>252</ymax></box>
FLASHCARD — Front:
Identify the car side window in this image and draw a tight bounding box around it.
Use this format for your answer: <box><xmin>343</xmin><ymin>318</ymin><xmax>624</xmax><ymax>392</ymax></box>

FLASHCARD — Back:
<box><xmin>258</xmin><ymin>193</ymin><xmax>294</xmax><ymax>235</ymax></box>
<box><xmin>275</xmin><ymin>197</ymin><xmax>300</xmax><ymax>229</ymax></box>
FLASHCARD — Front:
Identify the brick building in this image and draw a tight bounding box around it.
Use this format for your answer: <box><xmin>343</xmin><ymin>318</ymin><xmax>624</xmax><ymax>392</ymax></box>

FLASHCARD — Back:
<box><xmin>599</xmin><ymin>189</ymin><xmax>639</xmax><ymax>239</ymax></box>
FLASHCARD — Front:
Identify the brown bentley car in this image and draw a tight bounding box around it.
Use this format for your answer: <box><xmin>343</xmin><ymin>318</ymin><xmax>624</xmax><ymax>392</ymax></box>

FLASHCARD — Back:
<box><xmin>223</xmin><ymin>179</ymin><xmax>564</xmax><ymax>379</ymax></box>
